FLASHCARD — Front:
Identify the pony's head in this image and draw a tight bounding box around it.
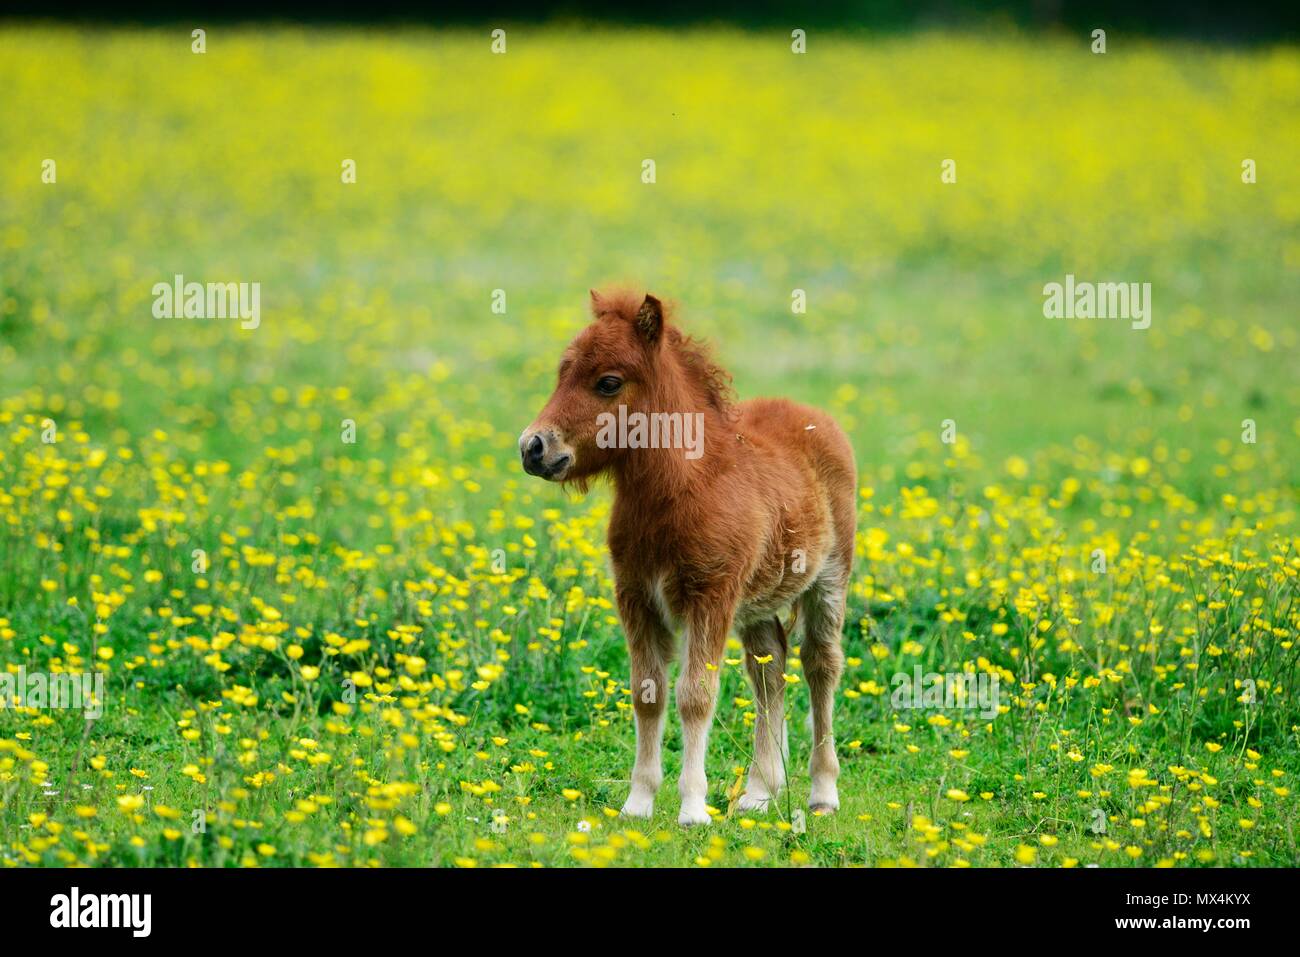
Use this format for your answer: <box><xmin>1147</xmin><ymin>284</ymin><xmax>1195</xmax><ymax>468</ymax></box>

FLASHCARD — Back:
<box><xmin>518</xmin><ymin>289</ymin><xmax>732</xmax><ymax>485</ymax></box>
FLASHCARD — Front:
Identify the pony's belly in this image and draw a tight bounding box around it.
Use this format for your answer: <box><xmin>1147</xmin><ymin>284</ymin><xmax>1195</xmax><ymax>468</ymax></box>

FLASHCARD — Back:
<box><xmin>641</xmin><ymin>540</ymin><xmax>826</xmax><ymax>631</ymax></box>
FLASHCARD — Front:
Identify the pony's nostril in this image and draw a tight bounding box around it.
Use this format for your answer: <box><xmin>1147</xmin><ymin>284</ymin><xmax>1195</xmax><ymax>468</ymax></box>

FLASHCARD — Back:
<box><xmin>525</xmin><ymin>435</ymin><xmax>544</xmax><ymax>464</ymax></box>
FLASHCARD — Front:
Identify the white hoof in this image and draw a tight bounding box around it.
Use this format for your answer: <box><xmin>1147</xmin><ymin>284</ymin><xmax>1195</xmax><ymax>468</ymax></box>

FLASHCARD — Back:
<box><xmin>678</xmin><ymin>801</ymin><xmax>712</xmax><ymax>826</ymax></box>
<box><xmin>620</xmin><ymin>791</ymin><xmax>656</xmax><ymax>819</ymax></box>
<box><xmin>735</xmin><ymin>791</ymin><xmax>776</xmax><ymax>813</ymax></box>
<box><xmin>809</xmin><ymin>784</ymin><xmax>840</xmax><ymax>814</ymax></box>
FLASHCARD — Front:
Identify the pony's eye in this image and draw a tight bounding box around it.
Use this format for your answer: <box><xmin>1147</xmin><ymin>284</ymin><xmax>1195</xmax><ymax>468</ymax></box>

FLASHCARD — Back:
<box><xmin>595</xmin><ymin>376</ymin><xmax>623</xmax><ymax>397</ymax></box>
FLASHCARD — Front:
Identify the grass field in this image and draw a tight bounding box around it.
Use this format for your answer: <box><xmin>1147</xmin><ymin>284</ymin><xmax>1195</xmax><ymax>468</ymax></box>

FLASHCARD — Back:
<box><xmin>1</xmin><ymin>24</ymin><xmax>1298</xmax><ymax>867</ymax></box>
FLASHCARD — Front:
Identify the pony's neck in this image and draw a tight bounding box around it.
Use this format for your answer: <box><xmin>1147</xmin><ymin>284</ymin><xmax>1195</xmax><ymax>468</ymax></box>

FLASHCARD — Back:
<box><xmin>610</xmin><ymin>408</ymin><xmax>731</xmax><ymax>502</ymax></box>
<box><xmin>610</xmin><ymin>346</ymin><xmax>734</xmax><ymax>503</ymax></box>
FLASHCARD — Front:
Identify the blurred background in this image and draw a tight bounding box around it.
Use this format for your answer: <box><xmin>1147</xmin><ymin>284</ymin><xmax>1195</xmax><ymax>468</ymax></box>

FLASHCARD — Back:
<box><xmin>2</xmin><ymin>6</ymin><xmax>1295</xmax><ymax>499</ymax></box>
<box><xmin>0</xmin><ymin>0</ymin><xmax>1295</xmax><ymax>566</ymax></box>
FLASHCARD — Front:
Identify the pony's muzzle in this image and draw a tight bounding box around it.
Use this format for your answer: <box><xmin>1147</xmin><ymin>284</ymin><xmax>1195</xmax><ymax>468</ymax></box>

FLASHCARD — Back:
<box><xmin>519</xmin><ymin>428</ymin><xmax>573</xmax><ymax>480</ymax></box>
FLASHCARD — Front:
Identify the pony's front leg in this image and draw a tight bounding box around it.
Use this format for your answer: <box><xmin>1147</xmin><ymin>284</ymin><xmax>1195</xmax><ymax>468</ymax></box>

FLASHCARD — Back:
<box><xmin>676</xmin><ymin>598</ymin><xmax>734</xmax><ymax>826</ymax></box>
<box><xmin>618</xmin><ymin>588</ymin><xmax>674</xmax><ymax>819</ymax></box>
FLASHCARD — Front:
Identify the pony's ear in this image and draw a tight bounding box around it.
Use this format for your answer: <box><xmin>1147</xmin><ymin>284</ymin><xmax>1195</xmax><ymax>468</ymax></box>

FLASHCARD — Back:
<box><xmin>589</xmin><ymin>289</ymin><xmax>606</xmax><ymax>317</ymax></box>
<box><xmin>634</xmin><ymin>294</ymin><xmax>663</xmax><ymax>344</ymax></box>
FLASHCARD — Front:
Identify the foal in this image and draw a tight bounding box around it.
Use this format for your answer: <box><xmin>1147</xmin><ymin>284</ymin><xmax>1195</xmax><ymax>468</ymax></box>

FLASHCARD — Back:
<box><xmin>519</xmin><ymin>290</ymin><xmax>857</xmax><ymax>825</ymax></box>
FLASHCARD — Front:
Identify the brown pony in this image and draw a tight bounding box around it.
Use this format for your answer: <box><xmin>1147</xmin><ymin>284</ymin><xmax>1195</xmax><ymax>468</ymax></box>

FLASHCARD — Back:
<box><xmin>519</xmin><ymin>289</ymin><xmax>857</xmax><ymax>825</ymax></box>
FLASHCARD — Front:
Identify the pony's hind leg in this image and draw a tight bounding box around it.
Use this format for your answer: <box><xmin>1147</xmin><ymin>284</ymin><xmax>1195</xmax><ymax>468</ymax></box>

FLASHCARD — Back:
<box><xmin>799</xmin><ymin>569</ymin><xmax>847</xmax><ymax>813</ymax></box>
<box><xmin>737</xmin><ymin>616</ymin><xmax>789</xmax><ymax>811</ymax></box>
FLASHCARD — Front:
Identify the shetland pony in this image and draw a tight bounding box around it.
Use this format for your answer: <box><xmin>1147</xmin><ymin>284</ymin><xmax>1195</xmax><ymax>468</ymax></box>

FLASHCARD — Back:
<box><xmin>520</xmin><ymin>290</ymin><xmax>857</xmax><ymax>825</ymax></box>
